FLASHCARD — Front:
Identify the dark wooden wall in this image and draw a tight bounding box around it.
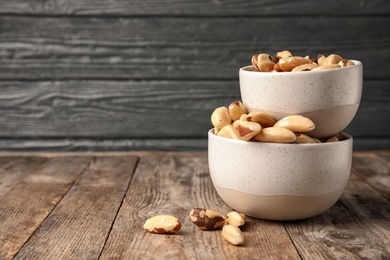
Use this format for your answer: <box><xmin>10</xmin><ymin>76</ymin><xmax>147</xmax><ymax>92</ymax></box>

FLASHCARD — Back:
<box><xmin>0</xmin><ymin>0</ymin><xmax>389</xmax><ymax>151</ymax></box>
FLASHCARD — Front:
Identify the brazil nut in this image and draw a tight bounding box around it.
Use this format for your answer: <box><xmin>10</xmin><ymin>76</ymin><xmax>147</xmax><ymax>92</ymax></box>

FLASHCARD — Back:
<box><xmin>222</xmin><ymin>225</ymin><xmax>244</xmax><ymax>246</ymax></box>
<box><xmin>190</xmin><ymin>208</ymin><xmax>226</xmax><ymax>230</ymax></box>
<box><xmin>211</xmin><ymin>107</ymin><xmax>232</xmax><ymax>131</ymax></box>
<box><xmin>143</xmin><ymin>215</ymin><xmax>181</xmax><ymax>234</ymax></box>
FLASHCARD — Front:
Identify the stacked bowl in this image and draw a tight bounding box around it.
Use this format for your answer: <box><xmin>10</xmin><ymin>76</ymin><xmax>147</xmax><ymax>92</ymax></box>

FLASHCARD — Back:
<box><xmin>208</xmin><ymin>58</ymin><xmax>363</xmax><ymax>220</ymax></box>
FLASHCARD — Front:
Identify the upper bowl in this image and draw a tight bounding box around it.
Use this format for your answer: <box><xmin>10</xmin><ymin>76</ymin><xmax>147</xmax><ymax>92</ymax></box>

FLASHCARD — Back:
<box><xmin>239</xmin><ymin>61</ymin><xmax>362</xmax><ymax>138</ymax></box>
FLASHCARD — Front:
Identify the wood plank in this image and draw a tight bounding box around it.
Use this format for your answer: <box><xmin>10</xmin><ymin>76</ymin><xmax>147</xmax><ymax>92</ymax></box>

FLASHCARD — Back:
<box><xmin>0</xmin><ymin>156</ymin><xmax>92</xmax><ymax>259</ymax></box>
<box><xmin>376</xmin><ymin>151</ymin><xmax>390</xmax><ymax>170</ymax></box>
<box><xmin>0</xmin><ymin>16</ymin><xmax>388</xmax><ymax>80</ymax></box>
<box><xmin>351</xmin><ymin>153</ymin><xmax>390</xmax><ymax>200</ymax></box>
<box><xmin>377</xmin><ymin>150</ymin><xmax>390</xmax><ymax>157</ymax></box>
<box><xmin>0</xmin><ymin>138</ymin><xmax>210</xmax><ymax>151</ymax></box>
<box><xmin>0</xmin><ymin>80</ymin><xmax>387</xmax><ymax>139</ymax></box>
<box><xmin>344</xmin><ymin>79</ymin><xmax>390</xmax><ymax>137</ymax></box>
<box><xmin>0</xmin><ymin>151</ymin><xmax>210</xmax><ymax>158</ymax></box>
<box><xmin>0</xmin><ymin>80</ymin><xmax>239</xmax><ymax>138</ymax></box>
<box><xmin>0</xmin><ymin>0</ymin><xmax>388</xmax><ymax>15</ymax></box>
<box><xmin>0</xmin><ymin>156</ymin><xmax>45</xmax><ymax>196</ymax></box>
<box><xmin>0</xmin><ymin>138</ymin><xmax>388</xmax><ymax>152</ymax></box>
<box><xmin>14</xmin><ymin>156</ymin><xmax>138</xmax><ymax>259</ymax></box>
<box><xmin>376</xmin><ymin>151</ymin><xmax>390</xmax><ymax>166</ymax></box>
<box><xmin>338</xmin><ymin>172</ymin><xmax>390</xmax><ymax>256</ymax></box>
<box><xmin>100</xmin><ymin>155</ymin><xmax>300</xmax><ymax>259</ymax></box>
<box><xmin>284</xmin><ymin>172</ymin><xmax>390</xmax><ymax>259</ymax></box>
<box><xmin>352</xmin><ymin>139</ymin><xmax>390</xmax><ymax>151</ymax></box>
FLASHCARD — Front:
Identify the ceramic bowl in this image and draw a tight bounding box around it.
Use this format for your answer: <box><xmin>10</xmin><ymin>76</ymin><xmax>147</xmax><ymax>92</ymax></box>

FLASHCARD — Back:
<box><xmin>239</xmin><ymin>61</ymin><xmax>362</xmax><ymax>138</ymax></box>
<box><xmin>208</xmin><ymin>129</ymin><xmax>353</xmax><ymax>220</ymax></box>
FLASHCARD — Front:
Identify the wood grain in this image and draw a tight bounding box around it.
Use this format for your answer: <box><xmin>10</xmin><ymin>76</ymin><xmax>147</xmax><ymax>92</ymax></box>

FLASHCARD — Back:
<box><xmin>0</xmin><ymin>80</ymin><xmax>387</xmax><ymax>138</ymax></box>
<box><xmin>0</xmin><ymin>80</ymin><xmax>238</xmax><ymax>138</ymax></box>
<box><xmin>351</xmin><ymin>154</ymin><xmax>390</xmax><ymax>199</ymax></box>
<box><xmin>14</xmin><ymin>156</ymin><xmax>138</xmax><ymax>259</ymax></box>
<box><xmin>0</xmin><ymin>137</ymin><xmax>388</xmax><ymax>152</ymax></box>
<box><xmin>0</xmin><ymin>138</ymin><xmax>210</xmax><ymax>151</ymax></box>
<box><xmin>0</xmin><ymin>16</ymin><xmax>388</xmax><ymax>80</ymax></box>
<box><xmin>339</xmin><ymin>173</ymin><xmax>390</xmax><ymax>258</ymax></box>
<box><xmin>0</xmin><ymin>0</ymin><xmax>388</xmax><ymax>15</ymax></box>
<box><xmin>284</xmin><ymin>173</ymin><xmax>390</xmax><ymax>259</ymax></box>
<box><xmin>0</xmin><ymin>1</ymin><xmax>388</xmax><ymax>151</ymax></box>
<box><xmin>100</xmin><ymin>155</ymin><xmax>300</xmax><ymax>259</ymax></box>
<box><xmin>344</xmin><ymin>79</ymin><xmax>390</xmax><ymax>138</ymax></box>
<box><xmin>0</xmin><ymin>156</ymin><xmax>45</xmax><ymax>196</ymax></box>
<box><xmin>0</xmin><ymin>152</ymin><xmax>388</xmax><ymax>259</ymax></box>
<box><xmin>0</xmin><ymin>156</ymin><xmax>92</xmax><ymax>259</ymax></box>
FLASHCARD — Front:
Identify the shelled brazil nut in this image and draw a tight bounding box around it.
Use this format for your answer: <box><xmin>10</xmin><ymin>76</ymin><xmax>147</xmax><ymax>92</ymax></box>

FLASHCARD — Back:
<box><xmin>143</xmin><ymin>215</ymin><xmax>181</xmax><ymax>234</ymax></box>
<box><xmin>211</xmin><ymin>101</ymin><xmax>346</xmax><ymax>143</ymax></box>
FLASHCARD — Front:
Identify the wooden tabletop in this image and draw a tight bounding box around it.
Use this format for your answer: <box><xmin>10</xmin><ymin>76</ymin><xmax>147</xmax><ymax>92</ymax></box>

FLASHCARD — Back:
<box><xmin>0</xmin><ymin>151</ymin><xmax>389</xmax><ymax>259</ymax></box>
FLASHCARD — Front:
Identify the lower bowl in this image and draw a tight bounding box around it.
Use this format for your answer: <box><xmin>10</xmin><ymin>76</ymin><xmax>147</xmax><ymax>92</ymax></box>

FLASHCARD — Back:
<box><xmin>208</xmin><ymin>129</ymin><xmax>353</xmax><ymax>221</ymax></box>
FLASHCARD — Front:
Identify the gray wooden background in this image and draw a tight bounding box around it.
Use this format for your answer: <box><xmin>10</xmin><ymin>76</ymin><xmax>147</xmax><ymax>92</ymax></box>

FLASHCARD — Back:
<box><xmin>0</xmin><ymin>0</ymin><xmax>389</xmax><ymax>151</ymax></box>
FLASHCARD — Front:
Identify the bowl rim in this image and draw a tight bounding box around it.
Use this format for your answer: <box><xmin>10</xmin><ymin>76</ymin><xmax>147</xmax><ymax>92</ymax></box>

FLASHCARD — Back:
<box><xmin>240</xmin><ymin>60</ymin><xmax>362</xmax><ymax>76</ymax></box>
<box><xmin>208</xmin><ymin>128</ymin><xmax>352</xmax><ymax>147</ymax></box>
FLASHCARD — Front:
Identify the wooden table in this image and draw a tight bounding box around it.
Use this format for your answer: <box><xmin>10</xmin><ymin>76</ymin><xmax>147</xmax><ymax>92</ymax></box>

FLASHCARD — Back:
<box><xmin>0</xmin><ymin>151</ymin><xmax>389</xmax><ymax>259</ymax></box>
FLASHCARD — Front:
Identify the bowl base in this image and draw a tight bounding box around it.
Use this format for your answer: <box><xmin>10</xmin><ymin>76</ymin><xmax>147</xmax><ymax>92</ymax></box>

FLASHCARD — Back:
<box><xmin>214</xmin><ymin>185</ymin><xmax>343</xmax><ymax>221</ymax></box>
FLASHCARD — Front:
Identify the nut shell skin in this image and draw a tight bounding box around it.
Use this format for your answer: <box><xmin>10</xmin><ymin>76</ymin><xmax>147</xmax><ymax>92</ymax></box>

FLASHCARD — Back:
<box><xmin>252</xmin><ymin>54</ymin><xmax>275</xmax><ymax>72</ymax></box>
<box><xmin>190</xmin><ymin>208</ymin><xmax>226</xmax><ymax>230</ymax></box>
<box><xmin>143</xmin><ymin>215</ymin><xmax>181</xmax><ymax>234</ymax></box>
<box><xmin>276</xmin><ymin>50</ymin><xmax>292</xmax><ymax>60</ymax></box>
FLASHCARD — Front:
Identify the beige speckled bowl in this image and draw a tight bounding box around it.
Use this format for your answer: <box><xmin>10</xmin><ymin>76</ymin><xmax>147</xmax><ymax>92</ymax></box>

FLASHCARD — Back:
<box><xmin>208</xmin><ymin>130</ymin><xmax>353</xmax><ymax>220</ymax></box>
<box><xmin>239</xmin><ymin>61</ymin><xmax>362</xmax><ymax>138</ymax></box>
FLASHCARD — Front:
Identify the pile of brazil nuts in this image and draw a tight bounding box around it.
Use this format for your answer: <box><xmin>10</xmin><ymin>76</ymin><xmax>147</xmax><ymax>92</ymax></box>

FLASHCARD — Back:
<box><xmin>143</xmin><ymin>208</ymin><xmax>247</xmax><ymax>246</ymax></box>
<box><xmin>190</xmin><ymin>208</ymin><xmax>246</xmax><ymax>246</ymax></box>
<box><xmin>211</xmin><ymin>101</ymin><xmax>346</xmax><ymax>143</ymax></box>
<box><xmin>251</xmin><ymin>50</ymin><xmax>355</xmax><ymax>72</ymax></box>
